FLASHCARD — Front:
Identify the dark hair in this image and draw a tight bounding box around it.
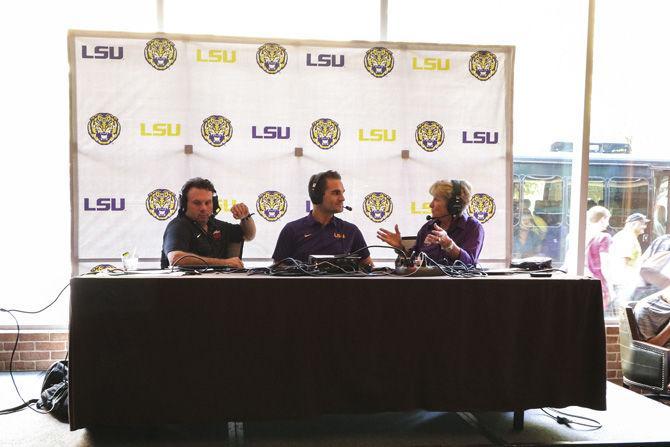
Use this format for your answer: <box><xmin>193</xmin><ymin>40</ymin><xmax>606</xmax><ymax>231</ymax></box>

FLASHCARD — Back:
<box><xmin>182</xmin><ymin>177</ymin><xmax>215</xmax><ymax>195</ymax></box>
<box><xmin>308</xmin><ymin>170</ymin><xmax>341</xmax><ymax>204</ymax></box>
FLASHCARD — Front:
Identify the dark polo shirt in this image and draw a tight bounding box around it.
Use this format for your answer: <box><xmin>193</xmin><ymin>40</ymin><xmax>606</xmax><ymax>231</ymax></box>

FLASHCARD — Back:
<box><xmin>413</xmin><ymin>214</ymin><xmax>484</xmax><ymax>266</ymax></box>
<box><xmin>161</xmin><ymin>215</ymin><xmax>243</xmax><ymax>268</ymax></box>
<box><xmin>272</xmin><ymin>212</ymin><xmax>370</xmax><ymax>263</ymax></box>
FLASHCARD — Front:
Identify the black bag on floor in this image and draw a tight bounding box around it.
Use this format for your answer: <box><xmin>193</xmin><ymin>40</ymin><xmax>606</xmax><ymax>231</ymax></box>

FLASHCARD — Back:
<box><xmin>37</xmin><ymin>360</ymin><xmax>69</xmax><ymax>422</ymax></box>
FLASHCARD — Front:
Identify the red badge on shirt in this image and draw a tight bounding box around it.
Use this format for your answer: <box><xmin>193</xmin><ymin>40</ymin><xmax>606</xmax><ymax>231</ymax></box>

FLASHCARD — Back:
<box><xmin>212</xmin><ymin>230</ymin><xmax>222</xmax><ymax>240</ymax></box>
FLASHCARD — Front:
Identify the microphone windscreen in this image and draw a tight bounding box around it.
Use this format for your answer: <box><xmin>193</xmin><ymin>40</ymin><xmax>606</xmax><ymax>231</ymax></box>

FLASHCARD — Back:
<box><xmin>426</xmin><ymin>215</ymin><xmax>434</xmax><ymax>221</ymax></box>
<box><xmin>344</xmin><ymin>206</ymin><xmax>353</xmax><ymax>211</ymax></box>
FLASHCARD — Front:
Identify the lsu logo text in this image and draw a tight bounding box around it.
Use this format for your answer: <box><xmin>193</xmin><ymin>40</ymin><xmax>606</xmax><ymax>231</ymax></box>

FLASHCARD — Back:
<box><xmin>196</xmin><ymin>49</ymin><xmax>237</xmax><ymax>63</ymax></box>
<box><xmin>468</xmin><ymin>193</ymin><xmax>496</xmax><ymax>223</ymax></box>
<box><xmin>306</xmin><ymin>53</ymin><xmax>344</xmax><ymax>67</ymax></box>
<box><xmin>201</xmin><ymin>115</ymin><xmax>233</xmax><ymax>147</ymax></box>
<box><xmin>219</xmin><ymin>199</ymin><xmax>238</xmax><ymax>212</ymax></box>
<box><xmin>462</xmin><ymin>131</ymin><xmax>499</xmax><ymax>144</ymax></box>
<box><xmin>88</xmin><ymin>113</ymin><xmax>121</xmax><ymax>145</ymax></box>
<box><xmin>363</xmin><ymin>192</ymin><xmax>393</xmax><ymax>223</ymax></box>
<box><xmin>256</xmin><ymin>191</ymin><xmax>288</xmax><ymax>222</ymax></box>
<box><xmin>81</xmin><ymin>45</ymin><xmax>123</xmax><ymax>60</ymax></box>
<box><xmin>144</xmin><ymin>38</ymin><xmax>177</xmax><ymax>71</ymax></box>
<box><xmin>140</xmin><ymin>123</ymin><xmax>181</xmax><ymax>137</ymax></box>
<box><xmin>256</xmin><ymin>43</ymin><xmax>288</xmax><ymax>74</ymax></box>
<box><xmin>83</xmin><ymin>198</ymin><xmax>125</xmax><ymax>211</ymax></box>
<box><xmin>358</xmin><ymin>129</ymin><xmax>396</xmax><ymax>142</ymax></box>
<box><xmin>146</xmin><ymin>189</ymin><xmax>177</xmax><ymax>221</ymax></box>
<box><xmin>310</xmin><ymin>118</ymin><xmax>340</xmax><ymax>150</ymax></box>
<box><xmin>410</xmin><ymin>202</ymin><xmax>431</xmax><ymax>214</ymax></box>
<box><xmin>252</xmin><ymin>126</ymin><xmax>290</xmax><ymax>139</ymax></box>
<box><xmin>469</xmin><ymin>50</ymin><xmax>498</xmax><ymax>81</ymax></box>
<box><xmin>364</xmin><ymin>47</ymin><xmax>394</xmax><ymax>78</ymax></box>
<box><xmin>415</xmin><ymin>121</ymin><xmax>445</xmax><ymax>152</ymax></box>
<box><xmin>412</xmin><ymin>57</ymin><xmax>450</xmax><ymax>71</ymax></box>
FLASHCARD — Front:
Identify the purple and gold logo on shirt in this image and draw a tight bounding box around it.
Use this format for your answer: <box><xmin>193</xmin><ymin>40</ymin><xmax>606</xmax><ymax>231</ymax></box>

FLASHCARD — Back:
<box><xmin>146</xmin><ymin>188</ymin><xmax>177</xmax><ymax>221</ymax></box>
<box><xmin>363</xmin><ymin>192</ymin><xmax>393</xmax><ymax>223</ymax></box>
<box><xmin>468</xmin><ymin>193</ymin><xmax>496</xmax><ymax>223</ymax></box>
<box><xmin>256</xmin><ymin>190</ymin><xmax>287</xmax><ymax>222</ymax></box>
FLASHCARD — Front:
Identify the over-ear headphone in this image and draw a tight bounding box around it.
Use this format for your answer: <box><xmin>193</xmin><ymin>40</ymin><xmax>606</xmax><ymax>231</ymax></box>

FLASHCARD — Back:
<box><xmin>178</xmin><ymin>178</ymin><xmax>221</xmax><ymax>217</ymax></box>
<box><xmin>447</xmin><ymin>180</ymin><xmax>464</xmax><ymax>217</ymax></box>
<box><xmin>308</xmin><ymin>172</ymin><xmax>327</xmax><ymax>205</ymax></box>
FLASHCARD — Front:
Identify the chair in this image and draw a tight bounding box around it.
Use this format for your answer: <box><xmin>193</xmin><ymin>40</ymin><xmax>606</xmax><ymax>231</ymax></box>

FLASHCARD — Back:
<box><xmin>619</xmin><ymin>302</ymin><xmax>670</xmax><ymax>400</ymax></box>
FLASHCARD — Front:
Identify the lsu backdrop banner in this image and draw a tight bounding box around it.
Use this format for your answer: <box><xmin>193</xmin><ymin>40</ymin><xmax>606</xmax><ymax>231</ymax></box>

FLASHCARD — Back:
<box><xmin>69</xmin><ymin>30</ymin><xmax>513</xmax><ymax>265</ymax></box>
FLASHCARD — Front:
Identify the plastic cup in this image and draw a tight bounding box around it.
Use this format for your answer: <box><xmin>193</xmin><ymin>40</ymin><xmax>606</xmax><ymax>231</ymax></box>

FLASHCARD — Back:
<box><xmin>122</xmin><ymin>256</ymin><xmax>139</xmax><ymax>271</ymax></box>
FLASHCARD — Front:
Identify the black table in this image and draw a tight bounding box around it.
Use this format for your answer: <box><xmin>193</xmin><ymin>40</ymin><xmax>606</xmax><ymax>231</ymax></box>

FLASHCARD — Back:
<box><xmin>68</xmin><ymin>274</ymin><xmax>606</xmax><ymax>430</ymax></box>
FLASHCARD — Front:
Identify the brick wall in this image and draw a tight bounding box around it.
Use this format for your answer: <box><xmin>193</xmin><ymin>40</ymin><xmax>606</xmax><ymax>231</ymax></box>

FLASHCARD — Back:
<box><xmin>0</xmin><ymin>331</ymin><xmax>68</xmax><ymax>371</ymax></box>
<box><xmin>606</xmin><ymin>324</ymin><xmax>623</xmax><ymax>386</ymax></box>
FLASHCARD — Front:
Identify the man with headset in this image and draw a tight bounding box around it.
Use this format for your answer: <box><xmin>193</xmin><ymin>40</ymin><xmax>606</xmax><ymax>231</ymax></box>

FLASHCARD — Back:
<box><xmin>272</xmin><ymin>170</ymin><xmax>372</xmax><ymax>266</ymax></box>
<box><xmin>161</xmin><ymin>177</ymin><xmax>256</xmax><ymax>268</ymax></box>
<box><xmin>377</xmin><ymin>179</ymin><xmax>484</xmax><ymax>265</ymax></box>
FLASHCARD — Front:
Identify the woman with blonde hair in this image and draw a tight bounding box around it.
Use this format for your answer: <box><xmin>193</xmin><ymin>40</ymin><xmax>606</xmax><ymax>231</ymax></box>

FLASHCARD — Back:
<box><xmin>377</xmin><ymin>179</ymin><xmax>484</xmax><ymax>265</ymax></box>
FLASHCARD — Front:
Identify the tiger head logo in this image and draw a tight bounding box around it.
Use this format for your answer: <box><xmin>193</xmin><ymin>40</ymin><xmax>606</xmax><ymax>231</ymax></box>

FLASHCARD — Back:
<box><xmin>87</xmin><ymin>113</ymin><xmax>121</xmax><ymax>145</ymax></box>
<box><xmin>256</xmin><ymin>43</ymin><xmax>288</xmax><ymax>74</ymax></box>
<box><xmin>364</xmin><ymin>47</ymin><xmax>394</xmax><ymax>78</ymax></box>
<box><xmin>144</xmin><ymin>38</ymin><xmax>177</xmax><ymax>70</ymax></box>
<box><xmin>363</xmin><ymin>192</ymin><xmax>393</xmax><ymax>223</ymax></box>
<box><xmin>256</xmin><ymin>191</ymin><xmax>288</xmax><ymax>222</ymax></box>
<box><xmin>310</xmin><ymin>118</ymin><xmax>340</xmax><ymax>150</ymax></box>
<box><xmin>201</xmin><ymin>115</ymin><xmax>233</xmax><ymax>147</ymax></box>
<box><xmin>468</xmin><ymin>193</ymin><xmax>496</xmax><ymax>223</ymax></box>
<box><xmin>415</xmin><ymin>121</ymin><xmax>445</xmax><ymax>152</ymax></box>
<box><xmin>146</xmin><ymin>188</ymin><xmax>178</xmax><ymax>221</ymax></box>
<box><xmin>469</xmin><ymin>50</ymin><xmax>498</xmax><ymax>81</ymax></box>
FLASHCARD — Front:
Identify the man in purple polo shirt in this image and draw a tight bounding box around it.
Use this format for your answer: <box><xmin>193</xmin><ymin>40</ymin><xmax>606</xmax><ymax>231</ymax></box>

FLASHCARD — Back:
<box><xmin>272</xmin><ymin>170</ymin><xmax>372</xmax><ymax>266</ymax></box>
<box><xmin>377</xmin><ymin>179</ymin><xmax>484</xmax><ymax>266</ymax></box>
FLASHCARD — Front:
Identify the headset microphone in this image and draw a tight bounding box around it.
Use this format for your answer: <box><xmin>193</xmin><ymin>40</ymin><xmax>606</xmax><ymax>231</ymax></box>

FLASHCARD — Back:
<box><xmin>344</xmin><ymin>206</ymin><xmax>352</xmax><ymax>211</ymax></box>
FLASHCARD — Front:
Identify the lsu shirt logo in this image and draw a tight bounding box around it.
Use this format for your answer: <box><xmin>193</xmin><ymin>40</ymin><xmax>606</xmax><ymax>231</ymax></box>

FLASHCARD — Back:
<box><xmin>256</xmin><ymin>43</ymin><xmax>288</xmax><ymax>74</ymax></box>
<box><xmin>415</xmin><ymin>121</ymin><xmax>444</xmax><ymax>152</ymax></box>
<box><xmin>468</xmin><ymin>193</ymin><xmax>496</xmax><ymax>223</ymax></box>
<box><xmin>88</xmin><ymin>113</ymin><xmax>120</xmax><ymax>145</ymax></box>
<box><xmin>364</xmin><ymin>47</ymin><xmax>394</xmax><ymax>78</ymax></box>
<box><xmin>201</xmin><ymin>115</ymin><xmax>233</xmax><ymax>147</ymax></box>
<box><xmin>310</xmin><ymin>118</ymin><xmax>340</xmax><ymax>150</ymax></box>
<box><xmin>469</xmin><ymin>50</ymin><xmax>498</xmax><ymax>81</ymax></box>
<box><xmin>146</xmin><ymin>189</ymin><xmax>177</xmax><ymax>221</ymax></box>
<box><xmin>256</xmin><ymin>191</ymin><xmax>288</xmax><ymax>222</ymax></box>
<box><xmin>363</xmin><ymin>192</ymin><xmax>393</xmax><ymax>223</ymax></box>
<box><xmin>144</xmin><ymin>38</ymin><xmax>177</xmax><ymax>70</ymax></box>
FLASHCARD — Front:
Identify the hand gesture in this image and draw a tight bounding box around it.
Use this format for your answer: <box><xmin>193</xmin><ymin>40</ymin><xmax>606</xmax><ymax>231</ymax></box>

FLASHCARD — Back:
<box><xmin>230</xmin><ymin>203</ymin><xmax>250</xmax><ymax>220</ymax></box>
<box><xmin>377</xmin><ymin>224</ymin><xmax>403</xmax><ymax>250</ymax></box>
<box><xmin>425</xmin><ymin>223</ymin><xmax>453</xmax><ymax>250</ymax></box>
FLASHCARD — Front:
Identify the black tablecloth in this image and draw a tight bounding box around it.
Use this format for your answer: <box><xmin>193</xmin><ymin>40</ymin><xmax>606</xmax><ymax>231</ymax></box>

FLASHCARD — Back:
<box><xmin>69</xmin><ymin>274</ymin><xmax>606</xmax><ymax>429</ymax></box>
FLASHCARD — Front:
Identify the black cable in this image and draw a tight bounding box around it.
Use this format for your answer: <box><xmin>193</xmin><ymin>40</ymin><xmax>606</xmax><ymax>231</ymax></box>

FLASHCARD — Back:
<box><xmin>0</xmin><ymin>311</ymin><xmax>49</xmax><ymax>415</ymax></box>
<box><xmin>170</xmin><ymin>254</ymin><xmax>211</xmax><ymax>272</ymax></box>
<box><xmin>541</xmin><ymin>408</ymin><xmax>602</xmax><ymax>430</ymax></box>
<box><xmin>0</xmin><ymin>282</ymin><xmax>70</xmax><ymax>415</ymax></box>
